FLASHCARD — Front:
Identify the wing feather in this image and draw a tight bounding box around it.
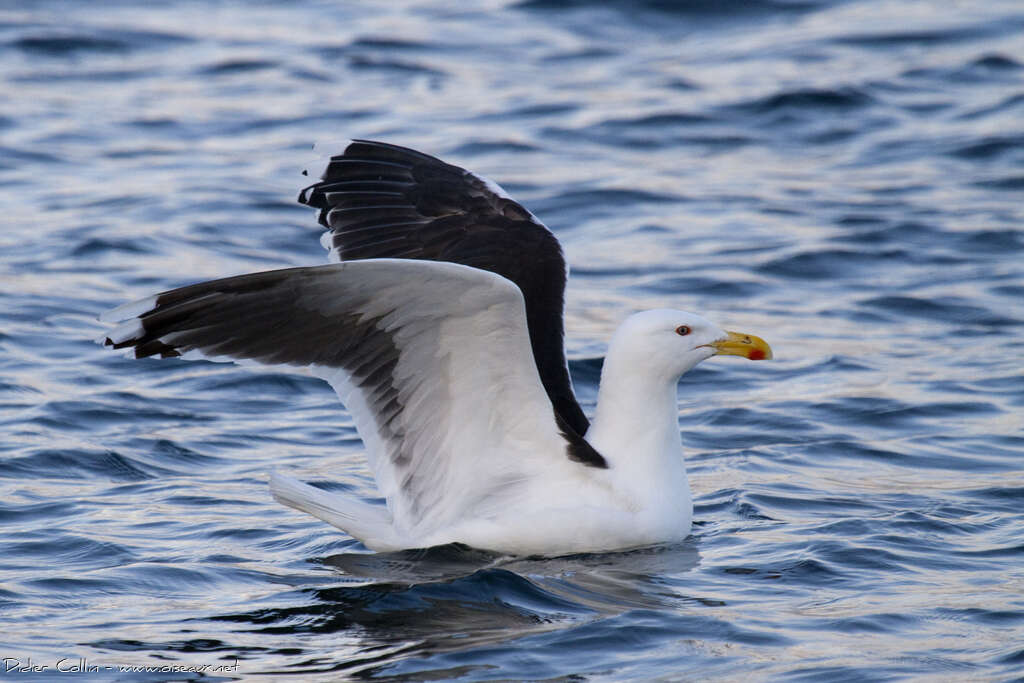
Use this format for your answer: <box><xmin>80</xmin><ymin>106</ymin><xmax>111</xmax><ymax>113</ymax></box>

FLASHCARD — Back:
<box><xmin>299</xmin><ymin>140</ymin><xmax>590</xmax><ymax>438</ymax></box>
<box><xmin>102</xmin><ymin>259</ymin><xmax>570</xmax><ymax>537</ymax></box>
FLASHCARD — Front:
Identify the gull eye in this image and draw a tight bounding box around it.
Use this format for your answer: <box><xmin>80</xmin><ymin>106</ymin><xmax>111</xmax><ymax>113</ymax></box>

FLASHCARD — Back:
<box><xmin>675</xmin><ymin>325</ymin><xmax>691</xmax><ymax>336</ymax></box>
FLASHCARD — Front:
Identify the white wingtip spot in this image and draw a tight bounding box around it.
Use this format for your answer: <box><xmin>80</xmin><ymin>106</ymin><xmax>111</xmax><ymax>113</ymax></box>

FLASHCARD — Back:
<box><xmin>98</xmin><ymin>294</ymin><xmax>157</xmax><ymax>323</ymax></box>
<box><xmin>106</xmin><ymin>318</ymin><xmax>145</xmax><ymax>345</ymax></box>
<box><xmin>320</xmin><ymin>229</ymin><xmax>343</xmax><ymax>262</ymax></box>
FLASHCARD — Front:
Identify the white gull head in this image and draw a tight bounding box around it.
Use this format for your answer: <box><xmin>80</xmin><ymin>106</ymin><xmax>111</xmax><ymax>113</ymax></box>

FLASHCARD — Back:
<box><xmin>605</xmin><ymin>309</ymin><xmax>729</xmax><ymax>382</ymax></box>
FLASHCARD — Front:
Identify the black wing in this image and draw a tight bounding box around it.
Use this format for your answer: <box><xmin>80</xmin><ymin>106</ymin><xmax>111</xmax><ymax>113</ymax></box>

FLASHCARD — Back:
<box><xmin>298</xmin><ymin>140</ymin><xmax>589</xmax><ymax>437</ymax></box>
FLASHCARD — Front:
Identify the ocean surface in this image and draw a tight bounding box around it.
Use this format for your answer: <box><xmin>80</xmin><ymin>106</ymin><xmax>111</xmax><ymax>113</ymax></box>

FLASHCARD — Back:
<box><xmin>2</xmin><ymin>0</ymin><xmax>1023</xmax><ymax>680</ymax></box>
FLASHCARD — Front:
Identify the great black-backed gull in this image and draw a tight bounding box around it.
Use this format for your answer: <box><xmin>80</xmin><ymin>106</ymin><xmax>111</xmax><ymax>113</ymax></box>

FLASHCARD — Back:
<box><xmin>101</xmin><ymin>140</ymin><xmax>772</xmax><ymax>555</ymax></box>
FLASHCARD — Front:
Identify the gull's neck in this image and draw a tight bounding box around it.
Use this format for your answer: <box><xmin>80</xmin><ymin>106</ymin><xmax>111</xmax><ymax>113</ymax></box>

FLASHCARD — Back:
<box><xmin>587</xmin><ymin>347</ymin><xmax>685</xmax><ymax>476</ymax></box>
<box><xmin>584</xmin><ymin>338</ymin><xmax>694</xmax><ymax>545</ymax></box>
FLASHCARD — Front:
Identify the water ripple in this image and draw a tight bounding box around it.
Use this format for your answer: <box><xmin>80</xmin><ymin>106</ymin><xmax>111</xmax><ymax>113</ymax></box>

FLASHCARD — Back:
<box><xmin>1</xmin><ymin>0</ymin><xmax>1023</xmax><ymax>679</ymax></box>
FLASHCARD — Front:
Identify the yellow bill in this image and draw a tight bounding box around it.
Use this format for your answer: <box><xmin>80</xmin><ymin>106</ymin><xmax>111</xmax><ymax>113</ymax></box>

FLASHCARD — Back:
<box><xmin>710</xmin><ymin>330</ymin><xmax>773</xmax><ymax>361</ymax></box>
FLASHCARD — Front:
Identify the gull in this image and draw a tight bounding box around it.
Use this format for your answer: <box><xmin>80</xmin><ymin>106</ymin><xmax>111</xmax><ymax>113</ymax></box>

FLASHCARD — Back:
<box><xmin>102</xmin><ymin>140</ymin><xmax>772</xmax><ymax>556</ymax></box>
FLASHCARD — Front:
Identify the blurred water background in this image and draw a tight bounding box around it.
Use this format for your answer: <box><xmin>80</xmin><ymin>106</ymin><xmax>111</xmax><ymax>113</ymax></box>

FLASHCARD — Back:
<box><xmin>2</xmin><ymin>0</ymin><xmax>1023</xmax><ymax>679</ymax></box>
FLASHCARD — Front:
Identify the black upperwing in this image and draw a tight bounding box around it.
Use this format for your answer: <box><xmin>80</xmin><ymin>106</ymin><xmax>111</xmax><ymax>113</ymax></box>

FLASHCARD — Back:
<box><xmin>298</xmin><ymin>140</ymin><xmax>590</xmax><ymax>439</ymax></box>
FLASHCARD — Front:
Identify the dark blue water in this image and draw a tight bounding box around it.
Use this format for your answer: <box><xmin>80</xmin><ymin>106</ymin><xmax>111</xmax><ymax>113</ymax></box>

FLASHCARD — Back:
<box><xmin>2</xmin><ymin>1</ymin><xmax>1023</xmax><ymax>679</ymax></box>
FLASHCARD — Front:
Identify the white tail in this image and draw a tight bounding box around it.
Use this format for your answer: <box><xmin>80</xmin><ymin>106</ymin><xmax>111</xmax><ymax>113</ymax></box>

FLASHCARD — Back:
<box><xmin>269</xmin><ymin>471</ymin><xmax>402</xmax><ymax>551</ymax></box>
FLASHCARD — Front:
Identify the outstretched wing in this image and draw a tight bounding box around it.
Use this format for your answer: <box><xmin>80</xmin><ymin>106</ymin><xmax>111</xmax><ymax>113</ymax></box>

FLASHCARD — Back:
<box><xmin>298</xmin><ymin>140</ymin><xmax>589</xmax><ymax>437</ymax></box>
<box><xmin>101</xmin><ymin>259</ymin><xmax>575</xmax><ymax>537</ymax></box>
